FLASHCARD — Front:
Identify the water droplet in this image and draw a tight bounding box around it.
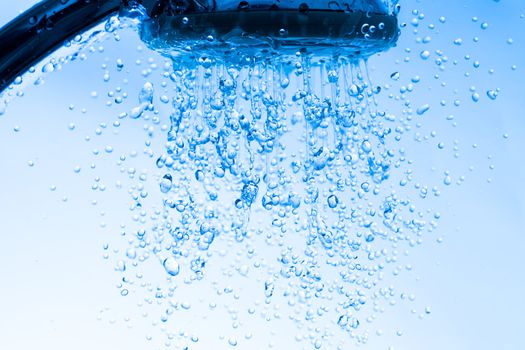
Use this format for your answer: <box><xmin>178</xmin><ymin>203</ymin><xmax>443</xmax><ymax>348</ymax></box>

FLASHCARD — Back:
<box><xmin>327</xmin><ymin>195</ymin><xmax>339</xmax><ymax>208</ymax></box>
<box><xmin>417</xmin><ymin>104</ymin><xmax>430</xmax><ymax>115</ymax></box>
<box><xmin>241</xmin><ymin>181</ymin><xmax>258</xmax><ymax>207</ymax></box>
<box><xmin>264</xmin><ymin>279</ymin><xmax>275</xmax><ymax>297</ymax></box>
<box><xmin>139</xmin><ymin>82</ymin><xmax>154</xmax><ymax>104</ymax></box>
<box><xmin>42</xmin><ymin>63</ymin><xmax>54</xmax><ymax>73</ymax></box>
<box><xmin>361</xmin><ymin>140</ymin><xmax>372</xmax><ymax>153</ymax></box>
<box><xmin>420</xmin><ymin>50</ymin><xmax>431</xmax><ymax>60</ymax></box>
<box><xmin>105</xmin><ymin>16</ymin><xmax>120</xmax><ymax>32</ymax></box>
<box><xmin>159</xmin><ymin>174</ymin><xmax>173</xmax><ymax>193</ymax></box>
<box><xmin>163</xmin><ymin>257</ymin><xmax>180</xmax><ymax>276</ymax></box>
<box><xmin>195</xmin><ymin>170</ymin><xmax>204</xmax><ymax>181</ymax></box>
<box><xmin>486</xmin><ymin>89</ymin><xmax>498</xmax><ymax>100</ymax></box>
<box><xmin>126</xmin><ymin>248</ymin><xmax>137</xmax><ymax>259</ymax></box>
<box><xmin>390</xmin><ymin>71</ymin><xmax>400</xmax><ymax>80</ymax></box>
<box><xmin>116</xmin><ymin>260</ymin><xmax>126</xmax><ymax>271</ymax></box>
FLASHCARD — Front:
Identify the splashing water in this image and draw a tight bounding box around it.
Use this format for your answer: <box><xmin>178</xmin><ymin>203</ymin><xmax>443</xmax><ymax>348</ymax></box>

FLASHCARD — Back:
<box><xmin>2</xmin><ymin>0</ymin><xmax>518</xmax><ymax>349</ymax></box>
<box><xmin>109</xmin><ymin>19</ymin><xmax>433</xmax><ymax>347</ymax></box>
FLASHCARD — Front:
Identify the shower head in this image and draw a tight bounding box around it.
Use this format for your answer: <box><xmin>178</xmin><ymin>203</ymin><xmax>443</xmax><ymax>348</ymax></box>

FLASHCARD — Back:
<box><xmin>0</xmin><ymin>0</ymin><xmax>399</xmax><ymax>91</ymax></box>
<box><xmin>141</xmin><ymin>0</ymin><xmax>399</xmax><ymax>63</ymax></box>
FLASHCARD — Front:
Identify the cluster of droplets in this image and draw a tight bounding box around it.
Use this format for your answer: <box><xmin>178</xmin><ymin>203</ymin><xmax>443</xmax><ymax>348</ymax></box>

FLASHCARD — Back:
<box><xmin>9</xmin><ymin>4</ymin><xmax>510</xmax><ymax>348</ymax></box>
<box><xmin>1</xmin><ymin>1</ymin><xmax>516</xmax><ymax>348</ymax></box>
<box><xmin>104</xmin><ymin>48</ymin><xmax>446</xmax><ymax>349</ymax></box>
<box><xmin>66</xmin><ymin>2</ymin><xmax>514</xmax><ymax>348</ymax></box>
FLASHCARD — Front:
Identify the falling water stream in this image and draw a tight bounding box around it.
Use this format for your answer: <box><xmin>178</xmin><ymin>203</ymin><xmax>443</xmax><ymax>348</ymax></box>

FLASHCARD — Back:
<box><xmin>103</xmin><ymin>8</ymin><xmax>436</xmax><ymax>347</ymax></box>
<box><xmin>1</xmin><ymin>1</ymin><xmax>522</xmax><ymax>349</ymax></box>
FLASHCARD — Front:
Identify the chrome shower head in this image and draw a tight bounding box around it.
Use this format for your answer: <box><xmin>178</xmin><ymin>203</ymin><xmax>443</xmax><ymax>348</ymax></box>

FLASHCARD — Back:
<box><xmin>141</xmin><ymin>0</ymin><xmax>400</xmax><ymax>63</ymax></box>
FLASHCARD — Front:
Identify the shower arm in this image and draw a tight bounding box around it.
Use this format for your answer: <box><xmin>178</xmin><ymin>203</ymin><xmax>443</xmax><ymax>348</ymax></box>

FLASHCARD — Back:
<box><xmin>0</xmin><ymin>0</ymin><xmax>167</xmax><ymax>92</ymax></box>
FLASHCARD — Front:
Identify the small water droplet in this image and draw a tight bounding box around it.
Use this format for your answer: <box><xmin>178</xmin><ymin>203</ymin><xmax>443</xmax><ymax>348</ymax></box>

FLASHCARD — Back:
<box><xmin>42</xmin><ymin>63</ymin><xmax>54</xmax><ymax>73</ymax></box>
<box><xmin>159</xmin><ymin>174</ymin><xmax>173</xmax><ymax>193</ymax></box>
<box><xmin>361</xmin><ymin>140</ymin><xmax>372</xmax><ymax>153</ymax></box>
<box><xmin>139</xmin><ymin>82</ymin><xmax>154</xmax><ymax>104</ymax></box>
<box><xmin>241</xmin><ymin>181</ymin><xmax>259</xmax><ymax>207</ymax></box>
<box><xmin>486</xmin><ymin>89</ymin><xmax>498</xmax><ymax>100</ymax></box>
<box><xmin>116</xmin><ymin>260</ymin><xmax>126</xmax><ymax>271</ymax></box>
<box><xmin>327</xmin><ymin>195</ymin><xmax>339</xmax><ymax>208</ymax></box>
<box><xmin>417</xmin><ymin>104</ymin><xmax>430</xmax><ymax>115</ymax></box>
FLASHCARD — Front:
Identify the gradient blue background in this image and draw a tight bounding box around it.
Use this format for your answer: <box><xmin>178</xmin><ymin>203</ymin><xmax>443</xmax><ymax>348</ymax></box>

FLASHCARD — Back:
<box><xmin>0</xmin><ymin>1</ymin><xmax>524</xmax><ymax>349</ymax></box>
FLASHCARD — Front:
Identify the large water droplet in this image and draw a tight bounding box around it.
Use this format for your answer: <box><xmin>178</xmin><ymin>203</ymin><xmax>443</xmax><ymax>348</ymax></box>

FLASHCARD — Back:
<box><xmin>327</xmin><ymin>195</ymin><xmax>339</xmax><ymax>208</ymax></box>
<box><xmin>163</xmin><ymin>257</ymin><xmax>180</xmax><ymax>276</ymax></box>
<box><xmin>159</xmin><ymin>174</ymin><xmax>173</xmax><ymax>193</ymax></box>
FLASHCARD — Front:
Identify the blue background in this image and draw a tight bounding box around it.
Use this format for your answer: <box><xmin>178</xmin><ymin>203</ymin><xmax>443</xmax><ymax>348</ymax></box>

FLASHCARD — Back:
<box><xmin>0</xmin><ymin>1</ymin><xmax>524</xmax><ymax>349</ymax></box>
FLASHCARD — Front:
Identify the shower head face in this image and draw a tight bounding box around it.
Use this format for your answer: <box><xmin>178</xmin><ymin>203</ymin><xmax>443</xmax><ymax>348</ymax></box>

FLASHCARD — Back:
<box><xmin>156</xmin><ymin>0</ymin><xmax>394</xmax><ymax>13</ymax></box>
<box><xmin>140</xmin><ymin>0</ymin><xmax>400</xmax><ymax>64</ymax></box>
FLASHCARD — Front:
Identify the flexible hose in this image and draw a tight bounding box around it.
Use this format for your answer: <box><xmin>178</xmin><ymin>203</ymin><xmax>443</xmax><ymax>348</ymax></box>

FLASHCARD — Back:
<box><xmin>0</xmin><ymin>0</ymin><xmax>123</xmax><ymax>91</ymax></box>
